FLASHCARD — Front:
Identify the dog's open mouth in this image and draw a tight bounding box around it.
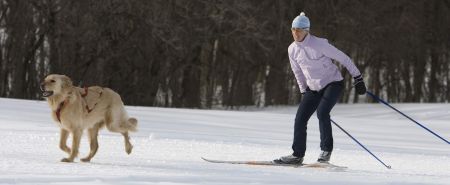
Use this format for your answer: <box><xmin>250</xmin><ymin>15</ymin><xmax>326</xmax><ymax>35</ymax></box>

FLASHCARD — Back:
<box><xmin>42</xmin><ymin>91</ymin><xmax>54</xmax><ymax>97</ymax></box>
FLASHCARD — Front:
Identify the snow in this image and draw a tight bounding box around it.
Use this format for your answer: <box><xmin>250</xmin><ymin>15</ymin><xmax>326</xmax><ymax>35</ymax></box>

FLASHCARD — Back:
<box><xmin>0</xmin><ymin>98</ymin><xmax>449</xmax><ymax>185</ymax></box>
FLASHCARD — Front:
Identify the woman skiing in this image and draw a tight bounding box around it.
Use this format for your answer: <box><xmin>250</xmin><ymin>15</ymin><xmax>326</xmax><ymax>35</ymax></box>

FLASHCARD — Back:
<box><xmin>274</xmin><ymin>12</ymin><xmax>367</xmax><ymax>164</ymax></box>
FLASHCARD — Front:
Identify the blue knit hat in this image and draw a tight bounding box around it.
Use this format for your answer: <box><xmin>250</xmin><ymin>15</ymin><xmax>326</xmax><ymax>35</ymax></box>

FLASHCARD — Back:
<box><xmin>292</xmin><ymin>12</ymin><xmax>310</xmax><ymax>30</ymax></box>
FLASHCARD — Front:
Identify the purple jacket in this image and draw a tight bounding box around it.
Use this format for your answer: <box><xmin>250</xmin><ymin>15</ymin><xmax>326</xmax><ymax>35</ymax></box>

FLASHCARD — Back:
<box><xmin>288</xmin><ymin>34</ymin><xmax>361</xmax><ymax>93</ymax></box>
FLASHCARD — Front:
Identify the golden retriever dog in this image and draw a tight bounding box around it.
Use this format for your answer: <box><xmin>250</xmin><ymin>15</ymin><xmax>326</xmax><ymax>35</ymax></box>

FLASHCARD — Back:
<box><xmin>40</xmin><ymin>74</ymin><xmax>137</xmax><ymax>162</ymax></box>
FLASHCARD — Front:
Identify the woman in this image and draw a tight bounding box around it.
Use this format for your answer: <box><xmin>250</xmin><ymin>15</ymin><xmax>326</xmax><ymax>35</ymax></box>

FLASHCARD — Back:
<box><xmin>274</xmin><ymin>12</ymin><xmax>366</xmax><ymax>164</ymax></box>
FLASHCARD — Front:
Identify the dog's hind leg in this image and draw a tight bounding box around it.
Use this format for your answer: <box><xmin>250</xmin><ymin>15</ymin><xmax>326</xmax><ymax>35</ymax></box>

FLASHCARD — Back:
<box><xmin>122</xmin><ymin>131</ymin><xmax>133</xmax><ymax>154</ymax></box>
<box><xmin>81</xmin><ymin>122</ymin><xmax>102</xmax><ymax>162</ymax></box>
<box><xmin>59</xmin><ymin>129</ymin><xmax>71</xmax><ymax>154</ymax></box>
<box><xmin>104</xmin><ymin>107</ymin><xmax>119</xmax><ymax>132</ymax></box>
<box><xmin>61</xmin><ymin>129</ymin><xmax>82</xmax><ymax>162</ymax></box>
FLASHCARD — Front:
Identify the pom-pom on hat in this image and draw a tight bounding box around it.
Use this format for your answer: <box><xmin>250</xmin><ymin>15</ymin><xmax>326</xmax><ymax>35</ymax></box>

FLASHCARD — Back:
<box><xmin>292</xmin><ymin>12</ymin><xmax>310</xmax><ymax>30</ymax></box>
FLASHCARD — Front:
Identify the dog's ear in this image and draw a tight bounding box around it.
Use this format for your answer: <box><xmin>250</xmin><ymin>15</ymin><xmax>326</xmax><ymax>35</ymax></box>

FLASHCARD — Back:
<box><xmin>61</xmin><ymin>75</ymin><xmax>73</xmax><ymax>89</ymax></box>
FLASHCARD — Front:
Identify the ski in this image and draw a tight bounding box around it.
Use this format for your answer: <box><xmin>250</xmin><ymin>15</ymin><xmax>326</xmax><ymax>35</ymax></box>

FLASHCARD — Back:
<box><xmin>201</xmin><ymin>157</ymin><xmax>347</xmax><ymax>170</ymax></box>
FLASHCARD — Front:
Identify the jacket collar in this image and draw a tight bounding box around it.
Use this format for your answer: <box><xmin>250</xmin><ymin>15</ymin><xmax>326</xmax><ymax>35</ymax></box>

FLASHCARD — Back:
<box><xmin>294</xmin><ymin>33</ymin><xmax>311</xmax><ymax>47</ymax></box>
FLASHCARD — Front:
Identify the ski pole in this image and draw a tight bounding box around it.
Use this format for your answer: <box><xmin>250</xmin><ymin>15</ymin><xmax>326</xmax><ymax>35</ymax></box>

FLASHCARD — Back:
<box><xmin>330</xmin><ymin>119</ymin><xmax>392</xmax><ymax>169</ymax></box>
<box><xmin>366</xmin><ymin>91</ymin><xmax>449</xmax><ymax>145</ymax></box>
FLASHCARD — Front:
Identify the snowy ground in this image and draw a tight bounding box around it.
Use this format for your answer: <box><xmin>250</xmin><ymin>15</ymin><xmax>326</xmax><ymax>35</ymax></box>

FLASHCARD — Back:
<box><xmin>0</xmin><ymin>98</ymin><xmax>449</xmax><ymax>185</ymax></box>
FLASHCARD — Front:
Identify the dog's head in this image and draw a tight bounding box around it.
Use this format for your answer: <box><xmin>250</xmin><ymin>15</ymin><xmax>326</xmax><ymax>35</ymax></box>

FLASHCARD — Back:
<box><xmin>40</xmin><ymin>74</ymin><xmax>73</xmax><ymax>98</ymax></box>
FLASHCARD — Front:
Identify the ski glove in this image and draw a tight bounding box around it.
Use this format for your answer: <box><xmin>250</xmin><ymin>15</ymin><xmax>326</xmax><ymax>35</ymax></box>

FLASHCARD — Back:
<box><xmin>353</xmin><ymin>75</ymin><xmax>366</xmax><ymax>95</ymax></box>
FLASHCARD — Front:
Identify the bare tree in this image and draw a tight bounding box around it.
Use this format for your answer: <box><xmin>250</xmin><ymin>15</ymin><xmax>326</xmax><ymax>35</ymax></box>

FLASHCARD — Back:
<box><xmin>1</xmin><ymin>0</ymin><xmax>449</xmax><ymax>106</ymax></box>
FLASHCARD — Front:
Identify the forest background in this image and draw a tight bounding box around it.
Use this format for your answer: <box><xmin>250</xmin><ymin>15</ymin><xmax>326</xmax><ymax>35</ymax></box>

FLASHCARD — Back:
<box><xmin>1</xmin><ymin>0</ymin><xmax>449</xmax><ymax>108</ymax></box>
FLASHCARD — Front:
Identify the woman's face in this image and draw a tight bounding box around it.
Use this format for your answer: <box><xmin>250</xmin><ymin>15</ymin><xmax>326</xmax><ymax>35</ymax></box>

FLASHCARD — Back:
<box><xmin>291</xmin><ymin>28</ymin><xmax>308</xmax><ymax>42</ymax></box>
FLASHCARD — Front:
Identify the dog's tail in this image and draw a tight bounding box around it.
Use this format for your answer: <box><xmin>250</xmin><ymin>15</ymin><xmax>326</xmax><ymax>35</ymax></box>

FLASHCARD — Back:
<box><xmin>126</xmin><ymin>117</ymin><xmax>138</xmax><ymax>132</ymax></box>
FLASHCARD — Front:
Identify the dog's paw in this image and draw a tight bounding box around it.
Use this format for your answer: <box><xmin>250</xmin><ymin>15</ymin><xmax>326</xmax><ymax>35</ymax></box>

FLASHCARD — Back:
<box><xmin>125</xmin><ymin>144</ymin><xmax>133</xmax><ymax>155</ymax></box>
<box><xmin>61</xmin><ymin>158</ymin><xmax>74</xmax><ymax>162</ymax></box>
<box><xmin>80</xmin><ymin>157</ymin><xmax>91</xmax><ymax>162</ymax></box>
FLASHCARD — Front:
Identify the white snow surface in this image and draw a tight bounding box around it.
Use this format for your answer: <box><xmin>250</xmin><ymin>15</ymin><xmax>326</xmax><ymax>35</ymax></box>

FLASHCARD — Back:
<box><xmin>0</xmin><ymin>98</ymin><xmax>449</xmax><ymax>185</ymax></box>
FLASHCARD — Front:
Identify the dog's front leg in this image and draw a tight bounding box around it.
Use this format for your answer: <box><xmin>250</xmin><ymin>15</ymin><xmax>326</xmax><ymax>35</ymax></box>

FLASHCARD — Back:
<box><xmin>81</xmin><ymin>123</ymin><xmax>101</xmax><ymax>162</ymax></box>
<box><xmin>61</xmin><ymin>129</ymin><xmax>82</xmax><ymax>162</ymax></box>
<box><xmin>122</xmin><ymin>132</ymin><xmax>133</xmax><ymax>154</ymax></box>
<box><xmin>59</xmin><ymin>129</ymin><xmax>71</xmax><ymax>154</ymax></box>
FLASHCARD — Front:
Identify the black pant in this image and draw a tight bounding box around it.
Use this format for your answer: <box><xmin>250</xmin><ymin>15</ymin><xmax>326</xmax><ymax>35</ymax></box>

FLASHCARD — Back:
<box><xmin>292</xmin><ymin>81</ymin><xmax>343</xmax><ymax>157</ymax></box>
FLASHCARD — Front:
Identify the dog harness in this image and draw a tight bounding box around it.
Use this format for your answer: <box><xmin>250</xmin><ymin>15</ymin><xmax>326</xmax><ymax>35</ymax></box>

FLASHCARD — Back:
<box><xmin>54</xmin><ymin>87</ymin><xmax>103</xmax><ymax>122</ymax></box>
<box><xmin>81</xmin><ymin>87</ymin><xmax>103</xmax><ymax>113</ymax></box>
<box><xmin>55</xmin><ymin>99</ymin><xmax>69</xmax><ymax>122</ymax></box>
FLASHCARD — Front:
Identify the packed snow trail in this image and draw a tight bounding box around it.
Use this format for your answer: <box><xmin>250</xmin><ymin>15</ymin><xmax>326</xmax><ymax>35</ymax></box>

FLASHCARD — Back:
<box><xmin>0</xmin><ymin>98</ymin><xmax>449</xmax><ymax>185</ymax></box>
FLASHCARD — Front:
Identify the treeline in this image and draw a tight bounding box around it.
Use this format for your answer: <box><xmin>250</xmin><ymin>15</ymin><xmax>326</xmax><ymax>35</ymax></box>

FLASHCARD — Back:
<box><xmin>0</xmin><ymin>0</ymin><xmax>449</xmax><ymax>108</ymax></box>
